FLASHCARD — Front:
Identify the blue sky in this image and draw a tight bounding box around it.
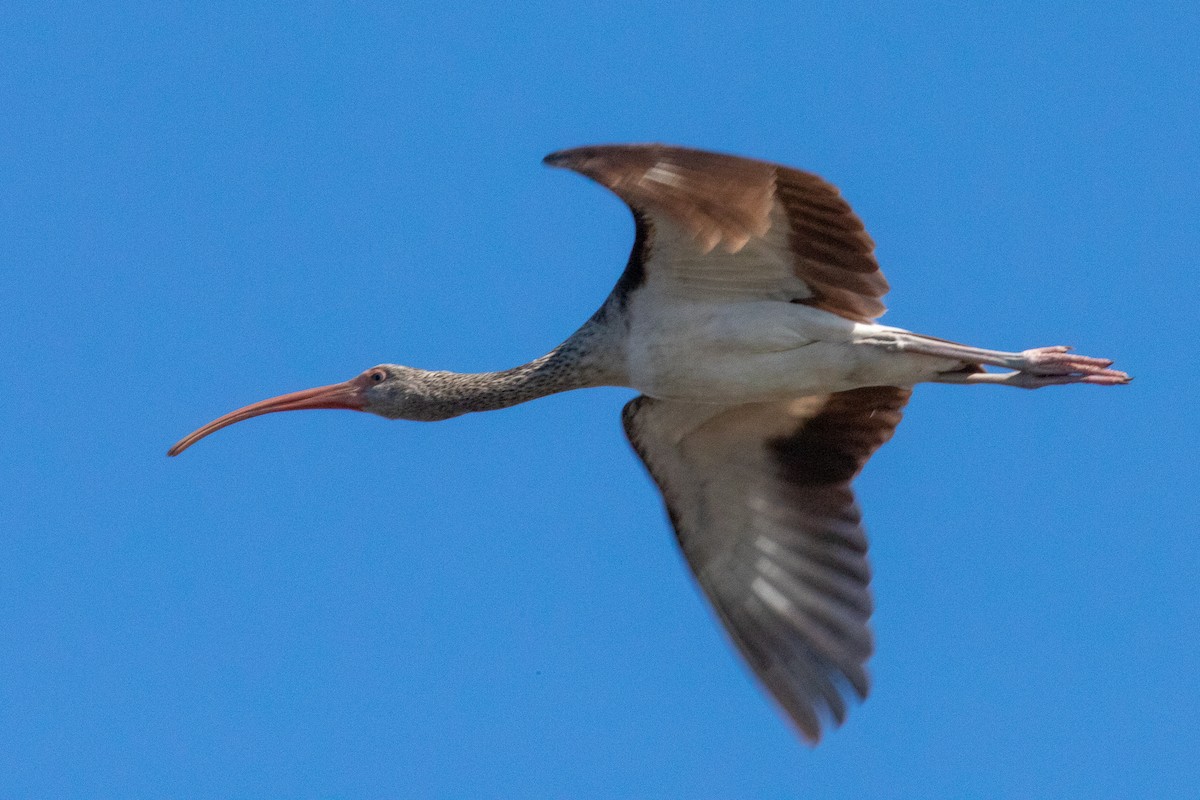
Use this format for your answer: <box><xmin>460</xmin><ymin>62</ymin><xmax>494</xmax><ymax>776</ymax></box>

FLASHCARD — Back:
<box><xmin>2</xmin><ymin>2</ymin><xmax>1197</xmax><ymax>797</ymax></box>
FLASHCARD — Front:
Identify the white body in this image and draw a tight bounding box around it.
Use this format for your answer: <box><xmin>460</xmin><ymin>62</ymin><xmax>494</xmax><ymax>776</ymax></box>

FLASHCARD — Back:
<box><xmin>622</xmin><ymin>296</ymin><xmax>959</xmax><ymax>402</ymax></box>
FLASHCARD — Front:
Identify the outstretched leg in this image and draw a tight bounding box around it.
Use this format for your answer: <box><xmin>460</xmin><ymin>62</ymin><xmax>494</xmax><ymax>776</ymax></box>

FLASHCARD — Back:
<box><xmin>860</xmin><ymin>330</ymin><xmax>1131</xmax><ymax>389</ymax></box>
<box><xmin>931</xmin><ymin>365</ymin><xmax>1129</xmax><ymax>388</ymax></box>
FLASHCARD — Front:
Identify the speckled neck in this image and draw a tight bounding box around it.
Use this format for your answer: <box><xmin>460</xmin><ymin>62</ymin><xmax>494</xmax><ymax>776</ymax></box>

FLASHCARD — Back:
<box><xmin>410</xmin><ymin>319</ymin><xmax>623</xmax><ymax>419</ymax></box>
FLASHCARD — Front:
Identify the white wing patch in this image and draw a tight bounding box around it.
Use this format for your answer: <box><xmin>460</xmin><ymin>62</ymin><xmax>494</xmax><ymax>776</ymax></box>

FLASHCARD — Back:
<box><xmin>643</xmin><ymin>164</ymin><xmax>686</xmax><ymax>188</ymax></box>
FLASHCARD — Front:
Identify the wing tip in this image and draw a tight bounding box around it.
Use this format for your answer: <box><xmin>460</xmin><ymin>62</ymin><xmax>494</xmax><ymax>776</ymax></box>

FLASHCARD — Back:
<box><xmin>541</xmin><ymin>148</ymin><xmax>577</xmax><ymax>169</ymax></box>
<box><xmin>543</xmin><ymin>143</ymin><xmax>658</xmax><ymax>170</ymax></box>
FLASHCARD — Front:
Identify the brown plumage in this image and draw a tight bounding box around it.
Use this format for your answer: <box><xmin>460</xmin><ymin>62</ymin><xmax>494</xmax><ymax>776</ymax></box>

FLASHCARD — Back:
<box><xmin>545</xmin><ymin>143</ymin><xmax>888</xmax><ymax>320</ymax></box>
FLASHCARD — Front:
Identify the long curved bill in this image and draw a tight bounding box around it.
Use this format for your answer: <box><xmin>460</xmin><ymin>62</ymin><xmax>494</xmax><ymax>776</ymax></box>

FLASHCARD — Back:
<box><xmin>168</xmin><ymin>379</ymin><xmax>366</xmax><ymax>457</ymax></box>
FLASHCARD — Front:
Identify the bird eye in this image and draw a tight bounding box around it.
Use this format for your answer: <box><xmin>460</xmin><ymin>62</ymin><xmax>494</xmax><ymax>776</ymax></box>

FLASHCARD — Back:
<box><xmin>369</xmin><ymin>369</ymin><xmax>386</xmax><ymax>383</ymax></box>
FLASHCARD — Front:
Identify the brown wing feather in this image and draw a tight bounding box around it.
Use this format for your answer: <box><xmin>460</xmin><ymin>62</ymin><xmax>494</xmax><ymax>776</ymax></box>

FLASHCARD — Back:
<box><xmin>545</xmin><ymin>144</ymin><xmax>775</xmax><ymax>253</ymax></box>
<box><xmin>545</xmin><ymin>143</ymin><xmax>890</xmax><ymax>322</ymax></box>
<box><xmin>621</xmin><ymin>386</ymin><xmax>910</xmax><ymax>743</ymax></box>
<box><xmin>776</xmin><ymin>167</ymin><xmax>889</xmax><ymax>320</ymax></box>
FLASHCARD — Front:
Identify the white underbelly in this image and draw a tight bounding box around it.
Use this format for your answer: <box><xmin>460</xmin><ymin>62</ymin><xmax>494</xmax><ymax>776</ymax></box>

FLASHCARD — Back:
<box><xmin>627</xmin><ymin>341</ymin><xmax>935</xmax><ymax>401</ymax></box>
<box><xmin>622</xmin><ymin>300</ymin><xmax>958</xmax><ymax>402</ymax></box>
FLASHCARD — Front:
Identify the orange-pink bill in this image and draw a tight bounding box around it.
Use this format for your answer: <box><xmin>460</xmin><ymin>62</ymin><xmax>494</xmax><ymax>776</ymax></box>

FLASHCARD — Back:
<box><xmin>168</xmin><ymin>380</ymin><xmax>366</xmax><ymax>456</ymax></box>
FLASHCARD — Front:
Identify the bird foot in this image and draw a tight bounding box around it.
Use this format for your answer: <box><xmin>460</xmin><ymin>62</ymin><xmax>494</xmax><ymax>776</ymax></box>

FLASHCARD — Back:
<box><xmin>1012</xmin><ymin>346</ymin><xmax>1131</xmax><ymax>385</ymax></box>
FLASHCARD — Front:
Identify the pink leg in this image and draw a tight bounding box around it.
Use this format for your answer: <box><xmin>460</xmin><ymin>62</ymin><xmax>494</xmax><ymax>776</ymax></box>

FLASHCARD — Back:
<box><xmin>932</xmin><ymin>367</ymin><xmax>1130</xmax><ymax>389</ymax></box>
<box><xmin>863</xmin><ymin>332</ymin><xmax>1131</xmax><ymax>388</ymax></box>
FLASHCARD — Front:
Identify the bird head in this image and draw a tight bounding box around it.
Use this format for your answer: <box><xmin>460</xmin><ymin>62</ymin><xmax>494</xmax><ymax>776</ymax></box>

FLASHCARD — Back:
<box><xmin>167</xmin><ymin>364</ymin><xmax>452</xmax><ymax>457</ymax></box>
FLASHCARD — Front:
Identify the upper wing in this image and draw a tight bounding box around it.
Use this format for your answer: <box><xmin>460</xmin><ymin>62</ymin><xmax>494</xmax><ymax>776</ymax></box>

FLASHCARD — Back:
<box><xmin>621</xmin><ymin>386</ymin><xmax>910</xmax><ymax>742</ymax></box>
<box><xmin>544</xmin><ymin>143</ymin><xmax>888</xmax><ymax>321</ymax></box>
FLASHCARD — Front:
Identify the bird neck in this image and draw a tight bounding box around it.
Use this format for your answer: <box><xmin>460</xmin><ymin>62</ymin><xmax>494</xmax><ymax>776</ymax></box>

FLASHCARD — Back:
<box><xmin>414</xmin><ymin>341</ymin><xmax>599</xmax><ymax>419</ymax></box>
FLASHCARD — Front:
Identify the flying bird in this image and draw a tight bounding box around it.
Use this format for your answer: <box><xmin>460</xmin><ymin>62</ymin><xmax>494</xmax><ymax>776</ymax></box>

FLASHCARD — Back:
<box><xmin>169</xmin><ymin>144</ymin><xmax>1128</xmax><ymax>742</ymax></box>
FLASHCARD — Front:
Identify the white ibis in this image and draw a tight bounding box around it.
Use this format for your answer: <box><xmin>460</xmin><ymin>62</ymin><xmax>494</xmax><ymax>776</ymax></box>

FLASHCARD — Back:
<box><xmin>170</xmin><ymin>144</ymin><xmax>1129</xmax><ymax>743</ymax></box>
